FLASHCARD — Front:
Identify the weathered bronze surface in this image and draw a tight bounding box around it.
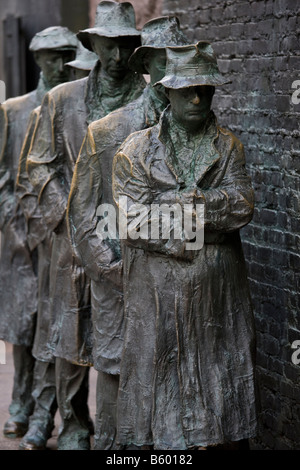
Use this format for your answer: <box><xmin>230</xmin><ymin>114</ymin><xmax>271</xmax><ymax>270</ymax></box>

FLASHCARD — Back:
<box><xmin>67</xmin><ymin>16</ymin><xmax>188</xmax><ymax>450</ymax></box>
<box><xmin>13</xmin><ymin>35</ymin><xmax>98</xmax><ymax>452</ymax></box>
<box><xmin>26</xmin><ymin>0</ymin><xmax>145</xmax><ymax>450</ymax></box>
<box><xmin>112</xmin><ymin>42</ymin><xmax>257</xmax><ymax>449</ymax></box>
<box><xmin>16</xmin><ymin>39</ymin><xmax>99</xmax><ymax>367</ymax></box>
<box><xmin>27</xmin><ymin>0</ymin><xmax>144</xmax><ymax>371</ymax></box>
<box><xmin>0</xmin><ymin>26</ymin><xmax>77</xmax><ymax>440</ymax></box>
<box><xmin>1</xmin><ymin>8</ymin><xmax>258</xmax><ymax>451</ymax></box>
<box><xmin>0</xmin><ymin>27</ymin><xmax>77</xmax><ymax>346</ymax></box>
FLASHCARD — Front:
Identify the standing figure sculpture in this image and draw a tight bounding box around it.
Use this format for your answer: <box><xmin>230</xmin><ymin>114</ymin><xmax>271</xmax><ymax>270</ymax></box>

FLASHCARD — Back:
<box><xmin>0</xmin><ymin>26</ymin><xmax>78</xmax><ymax>440</ymax></box>
<box><xmin>112</xmin><ymin>42</ymin><xmax>257</xmax><ymax>449</ymax></box>
<box><xmin>15</xmin><ymin>35</ymin><xmax>100</xmax><ymax>451</ymax></box>
<box><xmin>26</xmin><ymin>0</ymin><xmax>145</xmax><ymax>450</ymax></box>
<box><xmin>67</xmin><ymin>16</ymin><xmax>188</xmax><ymax>450</ymax></box>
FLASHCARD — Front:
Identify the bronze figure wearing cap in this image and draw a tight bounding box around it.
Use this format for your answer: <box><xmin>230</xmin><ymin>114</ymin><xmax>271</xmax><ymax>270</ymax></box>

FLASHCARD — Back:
<box><xmin>77</xmin><ymin>0</ymin><xmax>141</xmax><ymax>46</ymax></box>
<box><xmin>112</xmin><ymin>42</ymin><xmax>257</xmax><ymax>449</ymax></box>
<box><xmin>15</xmin><ymin>45</ymin><xmax>97</xmax><ymax>450</ymax></box>
<box><xmin>0</xmin><ymin>26</ymin><xmax>77</xmax><ymax>445</ymax></box>
<box><xmin>67</xmin><ymin>15</ymin><xmax>188</xmax><ymax>450</ymax></box>
<box><xmin>26</xmin><ymin>0</ymin><xmax>145</xmax><ymax>450</ymax></box>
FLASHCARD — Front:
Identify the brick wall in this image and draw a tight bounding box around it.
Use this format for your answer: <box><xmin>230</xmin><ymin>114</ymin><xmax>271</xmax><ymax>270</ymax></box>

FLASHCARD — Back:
<box><xmin>162</xmin><ymin>0</ymin><xmax>300</xmax><ymax>450</ymax></box>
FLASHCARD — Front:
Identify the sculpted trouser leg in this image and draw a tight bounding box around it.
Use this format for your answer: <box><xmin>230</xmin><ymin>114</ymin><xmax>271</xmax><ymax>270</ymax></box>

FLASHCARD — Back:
<box><xmin>4</xmin><ymin>345</ymin><xmax>35</xmax><ymax>437</ymax></box>
<box><xmin>94</xmin><ymin>371</ymin><xmax>122</xmax><ymax>450</ymax></box>
<box><xmin>19</xmin><ymin>360</ymin><xmax>57</xmax><ymax>449</ymax></box>
<box><xmin>55</xmin><ymin>358</ymin><xmax>92</xmax><ymax>450</ymax></box>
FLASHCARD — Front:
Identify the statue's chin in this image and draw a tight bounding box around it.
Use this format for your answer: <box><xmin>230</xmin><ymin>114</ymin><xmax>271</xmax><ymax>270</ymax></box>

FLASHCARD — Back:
<box><xmin>179</xmin><ymin>115</ymin><xmax>207</xmax><ymax>131</ymax></box>
<box><xmin>107</xmin><ymin>67</ymin><xmax>127</xmax><ymax>81</ymax></box>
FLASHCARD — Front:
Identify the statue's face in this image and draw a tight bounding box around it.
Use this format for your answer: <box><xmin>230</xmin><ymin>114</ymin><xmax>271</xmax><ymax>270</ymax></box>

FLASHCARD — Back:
<box><xmin>143</xmin><ymin>50</ymin><xmax>166</xmax><ymax>86</ymax></box>
<box><xmin>90</xmin><ymin>36</ymin><xmax>136</xmax><ymax>79</ymax></box>
<box><xmin>35</xmin><ymin>49</ymin><xmax>76</xmax><ymax>88</ymax></box>
<box><xmin>168</xmin><ymin>86</ymin><xmax>215</xmax><ymax>131</ymax></box>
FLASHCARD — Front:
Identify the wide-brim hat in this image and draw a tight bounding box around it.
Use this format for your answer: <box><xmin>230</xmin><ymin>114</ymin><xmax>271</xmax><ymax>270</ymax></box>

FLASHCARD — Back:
<box><xmin>128</xmin><ymin>16</ymin><xmax>189</xmax><ymax>74</ymax></box>
<box><xmin>65</xmin><ymin>42</ymin><xmax>98</xmax><ymax>71</ymax></box>
<box><xmin>77</xmin><ymin>1</ymin><xmax>141</xmax><ymax>52</ymax></box>
<box><xmin>155</xmin><ymin>41</ymin><xmax>231</xmax><ymax>89</ymax></box>
<box><xmin>29</xmin><ymin>26</ymin><xmax>78</xmax><ymax>52</ymax></box>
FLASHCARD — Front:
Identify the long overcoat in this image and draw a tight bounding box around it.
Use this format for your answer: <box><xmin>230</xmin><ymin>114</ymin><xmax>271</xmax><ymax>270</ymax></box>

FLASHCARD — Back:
<box><xmin>16</xmin><ymin>105</ymin><xmax>53</xmax><ymax>361</ymax></box>
<box><xmin>27</xmin><ymin>61</ymin><xmax>145</xmax><ymax>365</ymax></box>
<box><xmin>112</xmin><ymin>108</ymin><xmax>257</xmax><ymax>449</ymax></box>
<box><xmin>67</xmin><ymin>85</ymin><xmax>168</xmax><ymax>373</ymax></box>
<box><xmin>0</xmin><ymin>77</ymin><xmax>48</xmax><ymax>346</ymax></box>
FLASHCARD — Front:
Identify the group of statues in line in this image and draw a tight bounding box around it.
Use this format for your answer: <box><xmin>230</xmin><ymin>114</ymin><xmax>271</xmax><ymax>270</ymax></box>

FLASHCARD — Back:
<box><xmin>0</xmin><ymin>0</ymin><xmax>257</xmax><ymax>451</ymax></box>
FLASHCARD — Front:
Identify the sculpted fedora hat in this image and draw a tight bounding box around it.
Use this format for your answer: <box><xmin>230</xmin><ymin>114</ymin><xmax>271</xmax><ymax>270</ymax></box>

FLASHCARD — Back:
<box><xmin>77</xmin><ymin>1</ymin><xmax>141</xmax><ymax>51</ymax></box>
<box><xmin>128</xmin><ymin>16</ymin><xmax>189</xmax><ymax>74</ymax></box>
<box><xmin>65</xmin><ymin>42</ymin><xmax>98</xmax><ymax>71</ymax></box>
<box><xmin>155</xmin><ymin>41</ymin><xmax>231</xmax><ymax>89</ymax></box>
<box><xmin>29</xmin><ymin>26</ymin><xmax>78</xmax><ymax>52</ymax></box>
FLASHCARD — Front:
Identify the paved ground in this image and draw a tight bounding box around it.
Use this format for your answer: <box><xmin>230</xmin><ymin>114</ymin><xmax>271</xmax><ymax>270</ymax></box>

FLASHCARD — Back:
<box><xmin>0</xmin><ymin>342</ymin><xmax>97</xmax><ymax>451</ymax></box>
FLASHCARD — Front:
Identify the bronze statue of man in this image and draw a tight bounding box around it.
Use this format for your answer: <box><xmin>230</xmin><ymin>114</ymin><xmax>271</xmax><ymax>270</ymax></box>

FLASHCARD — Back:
<box><xmin>112</xmin><ymin>42</ymin><xmax>257</xmax><ymax>449</ymax></box>
<box><xmin>15</xmin><ymin>33</ymin><xmax>100</xmax><ymax>451</ymax></box>
<box><xmin>0</xmin><ymin>26</ymin><xmax>77</xmax><ymax>441</ymax></box>
<box><xmin>67</xmin><ymin>16</ymin><xmax>188</xmax><ymax>450</ymax></box>
<box><xmin>26</xmin><ymin>0</ymin><xmax>145</xmax><ymax>450</ymax></box>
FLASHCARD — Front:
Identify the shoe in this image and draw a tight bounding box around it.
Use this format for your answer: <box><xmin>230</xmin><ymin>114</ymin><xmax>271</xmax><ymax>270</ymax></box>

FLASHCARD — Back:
<box><xmin>19</xmin><ymin>421</ymin><xmax>54</xmax><ymax>450</ymax></box>
<box><xmin>3</xmin><ymin>416</ymin><xmax>28</xmax><ymax>438</ymax></box>
<box><xmin>58</xmin><ymin>429</ymin><xmax>91</xmax><ymax>450</ymax></box>
<box><xmin>19</xmin><ymin>439</ymin><xmax>45</xmax><ymax>451</ymax></box>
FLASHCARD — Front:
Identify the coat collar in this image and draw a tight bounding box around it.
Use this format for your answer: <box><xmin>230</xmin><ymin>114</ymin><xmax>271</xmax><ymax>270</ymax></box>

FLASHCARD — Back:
<box><xmin>85</xmin><ymin>60</ymin><xmax>146</xmax><ymax>124</ymax></box>
<box><xmin>143</xmin><ymin>85</ymin><xmax>169</xmax><ymax>128</ymax></box>
<box><xmin>158</xmin><ymin>106</ymin><xmax>221</xmax><ymax>187</ymax></box>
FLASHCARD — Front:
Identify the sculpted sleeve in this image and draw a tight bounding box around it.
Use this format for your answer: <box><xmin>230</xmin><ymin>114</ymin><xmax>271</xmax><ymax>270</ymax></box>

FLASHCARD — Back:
<box><xmin>201</xmin><ymin>135</ymin><xmax>254</xmax><ymax>233</ymax></box>
<box><xmin>16</xmin><ymin>106</ymin><xmax>48</xmax><ymax>250</ymax></box>
<box><xmin>67</xmin><ymin>125</ymin><xmax>122</xmax><ymax>283</ymax></box>
<box><xmin>26</xmin><ymin>92</ymin><xmax>67</xmax><ymax>233</ymax></box>
<box><xmin>112</xmin><ymin>133</ymin><xmax>199</xmax><ymax>258</ymax></box>
<box><xmin>113</xmin><ymin>130</ymin><xmax>254</xmax><ymax>257</ymax></box>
